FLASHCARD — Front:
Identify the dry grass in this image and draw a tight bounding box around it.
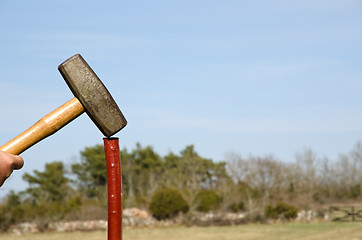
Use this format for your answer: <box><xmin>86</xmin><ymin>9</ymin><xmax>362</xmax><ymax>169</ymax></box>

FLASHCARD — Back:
<box><xmin>1</xmin><ymin>222</ymin><xmax>362</xmax><ymax>240</ymax></box>
<box><xmin>0</xmin><ymin>231</ymin><xmax>107</xmax><ymax>240</ymax></box>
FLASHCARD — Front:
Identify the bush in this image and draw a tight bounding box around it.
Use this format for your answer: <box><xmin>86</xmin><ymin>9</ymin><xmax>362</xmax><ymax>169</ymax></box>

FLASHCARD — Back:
<box><xmin>228</xmin><ymin>201</ymin><xmax>245</xmax><ymax>213</ymax></box>
<box><xmin>264</xmin><ymin>202</ymin><xmax>298</xmax><ymax>220</ymax></box>
<box><xmin>228</xmin><ymin>203</ymin><xmax>239</xmax><ymax>213</ymax></box>
<box><xmin>194</xmin><ymin>190</ymin><xmax>223</xmax><ymax>212</ymax></box>
<box><xmin>149</xmin><ymin>188</ymin><xmax>189</xmax><ymax>220</ymax></box>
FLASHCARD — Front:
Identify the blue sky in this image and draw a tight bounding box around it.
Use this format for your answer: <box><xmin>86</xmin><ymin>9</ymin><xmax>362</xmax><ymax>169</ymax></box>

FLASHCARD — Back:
<box><xmin>0</xmin><ymin>0</ymin><xmax>362</xmax><ymax>195</ymax></box>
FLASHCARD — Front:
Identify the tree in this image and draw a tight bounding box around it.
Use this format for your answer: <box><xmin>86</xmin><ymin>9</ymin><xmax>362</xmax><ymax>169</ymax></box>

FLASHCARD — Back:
<box><xmin>121</xmin><ymin>143</ymin><xmax>164</xmax><ymax>207</ymax></box>
<box><xmin>0</xmin><ymin>191</ymin><xmax>24</xmax><ymax>230</ymax></box>
<box><xmin>226</xmin><ymin>153</ymin><xmax>286</xmax><ymax>209</ymax></box>
<box><xmin>22</xmin><ymin>161</ymin><xmax>76</xmax><ymax>223</ymax></box>
<box><xmin>164</xmin><ymin>145</ymin><xmax>230</xmax><ymax>202</ymax></box>
<box><xmin>71</xmin><ymin>145</ymin><xmax>107</xmax><ymax>198</ymax></box>
<box><xmin>295</xmin><ymin>149</ymin><xmax>318</xmax><ymax>197</ymax></box>
<box><xmin>23</xmin><ymin>161</ymin><xmax>70</xmax><ymax>203</ymax></box>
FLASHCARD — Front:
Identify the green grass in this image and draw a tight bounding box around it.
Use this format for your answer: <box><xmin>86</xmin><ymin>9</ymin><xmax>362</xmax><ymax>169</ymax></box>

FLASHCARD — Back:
<box><xmin>1</xmin><ymin>222</ymin><xmax>362</xmax><ymax>240</ymax></box>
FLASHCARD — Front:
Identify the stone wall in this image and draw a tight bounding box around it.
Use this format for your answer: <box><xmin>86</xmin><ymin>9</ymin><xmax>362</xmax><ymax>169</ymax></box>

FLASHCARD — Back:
<box><xmin>7</xmin><ymin>208</ymin><xmax>329</xmax><ymax>235</ymax></box>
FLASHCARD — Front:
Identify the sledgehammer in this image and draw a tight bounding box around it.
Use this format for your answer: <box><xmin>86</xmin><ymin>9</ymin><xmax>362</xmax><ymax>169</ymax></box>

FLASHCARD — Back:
<box><xmin>0</xmin><ymin>54</ymin><xmax>127</xmax><ymax>154</ymax></box>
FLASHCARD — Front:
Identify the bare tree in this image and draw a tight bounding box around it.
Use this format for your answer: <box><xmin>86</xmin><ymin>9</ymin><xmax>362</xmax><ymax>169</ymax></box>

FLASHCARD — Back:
<box><xmin>226</xmin><ymin>152</ymin><xmax>287</xmax><ymax>210</ymax></box>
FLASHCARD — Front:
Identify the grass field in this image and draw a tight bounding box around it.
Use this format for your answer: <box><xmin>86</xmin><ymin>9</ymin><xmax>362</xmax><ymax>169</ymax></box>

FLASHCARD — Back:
<box><xmin>1</xmin><ymin>222</ymin><xmax>362</xmax><ymax>240</ymax></box>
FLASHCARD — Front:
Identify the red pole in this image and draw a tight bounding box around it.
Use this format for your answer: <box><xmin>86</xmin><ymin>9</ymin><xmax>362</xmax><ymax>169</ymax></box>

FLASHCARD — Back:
<box><xmin>104</xmin><ymin>138</ymin><xmax>122</xmax><ymax>240</ymax></box>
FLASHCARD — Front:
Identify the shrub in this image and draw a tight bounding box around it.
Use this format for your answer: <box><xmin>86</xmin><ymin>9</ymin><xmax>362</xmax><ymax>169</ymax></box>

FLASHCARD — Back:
<box><xmin>264</xmin><ymin>202</ymin><xmax>298</xmax><ymax>220</ymax></box>
<box><xmin>149</xmin><ymin>188</ymin><xmax>189</xmax><ymax>220</ymax></box>
<box><xmin>228</xmin><ymin>203</ymin><xmax>239</xmax><ymax>213</ymax></box>
<box><xmin>194</xmin><ymin>190</ymin><xmax>223</xmax><ymax>212</ymax></box>
<box><xmin>265</xmin><ymin>205</ymin><xmax>278</xmax><ymax>219</ymax></box>
<box><xmin>228</xmin><ymin>201</ymin><xmax>245</xmax><ymax>213</ymax></box>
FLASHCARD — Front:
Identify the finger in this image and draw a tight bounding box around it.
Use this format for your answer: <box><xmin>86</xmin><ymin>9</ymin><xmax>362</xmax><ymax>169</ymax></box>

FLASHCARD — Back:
<box><xmin>0</xmin><ymin>178</ymin><xmax>5</xmax><ymax>187</ymax></box>
<box><xmin>12</xmin><ymin>155</ymin><xmax>24</xmax><ymax>170</ymax></box>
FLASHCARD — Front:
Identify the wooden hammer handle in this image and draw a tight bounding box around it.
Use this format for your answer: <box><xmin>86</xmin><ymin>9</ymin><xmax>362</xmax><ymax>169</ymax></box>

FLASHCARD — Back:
<box><xmin>0</xmin><ymin>98</ymin><xmax>84</xmax><ymax>155</ymax></box>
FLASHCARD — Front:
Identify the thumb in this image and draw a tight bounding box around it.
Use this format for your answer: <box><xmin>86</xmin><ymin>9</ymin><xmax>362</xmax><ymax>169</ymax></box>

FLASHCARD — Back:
<box><xmin>12</xmin><ymin>155</ymin><xmax>24</xmax><ymax>170</ymax></box>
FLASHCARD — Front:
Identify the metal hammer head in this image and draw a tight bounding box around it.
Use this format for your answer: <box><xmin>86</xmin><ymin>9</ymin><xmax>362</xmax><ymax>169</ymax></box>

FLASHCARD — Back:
<box><xmin>58</xmin><ymin>54</ymin><xmax>127</xmax><ymax>137</ymax></box>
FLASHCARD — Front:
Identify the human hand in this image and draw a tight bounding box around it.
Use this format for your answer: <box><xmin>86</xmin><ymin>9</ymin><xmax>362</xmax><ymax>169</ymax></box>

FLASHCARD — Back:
<box><xmin>0</xmin><ymin>151</ymin><xmax>24</xmax><ymax>187</ymax></box>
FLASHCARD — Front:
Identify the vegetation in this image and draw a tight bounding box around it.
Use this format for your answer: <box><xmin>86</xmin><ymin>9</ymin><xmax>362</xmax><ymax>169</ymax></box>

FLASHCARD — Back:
<box><xmin>2</xmin><ymin>142</ymin><xmax>362</xmax><ymax>229</ymax></box>
<box><xmin>149</xmin><ymin>188</ymin><xmax>189</xmax><ymax>220</ymax></box>
<box><xmin>228</xmin><ymin>201</ymin><xmax>245</xmax><ymax>213</ymax></box>
<box><xmin>1</xmin><ymin>222</ymin><xmax>362</xmax><ymax>240</ymax></box>
<box><xmin>72</xmin><ymin>145</ymin><xmax>108</xmax><ymax>198</ymax></box>
<box><xmin>264</xmin><ymin>202</ymin><xmax>298</xmax><ymax>220</ymax></box>
<box><xmin>194</xmin><ymin>190</ymin><xmax>223</xmax><ymax>212</ymax></box>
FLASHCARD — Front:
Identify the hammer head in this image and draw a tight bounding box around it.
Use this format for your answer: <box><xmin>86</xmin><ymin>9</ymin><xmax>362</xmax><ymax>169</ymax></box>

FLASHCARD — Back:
<box><xmin>58</xmin><ymin>54</ymin><xmax>127</xmax><ymax>137</ymax></box>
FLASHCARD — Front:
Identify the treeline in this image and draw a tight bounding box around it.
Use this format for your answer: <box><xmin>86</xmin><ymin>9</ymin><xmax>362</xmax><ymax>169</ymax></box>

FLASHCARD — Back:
<box><xmin>1</xmin><ymin>142</ymin><xmax>362</xmax><ymax>229</ymax></box>
<box><xmin>227</xmin><ymin>142</ymin><xmax>362</xmax><ymax>211</ymax></box>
